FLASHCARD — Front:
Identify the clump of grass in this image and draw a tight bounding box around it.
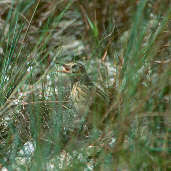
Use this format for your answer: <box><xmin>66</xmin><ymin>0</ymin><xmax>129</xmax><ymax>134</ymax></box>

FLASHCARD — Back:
<box><xmin>0</xmin><ymin>0</ymin><xmax>170</xmax><ymax>170</ymax></box>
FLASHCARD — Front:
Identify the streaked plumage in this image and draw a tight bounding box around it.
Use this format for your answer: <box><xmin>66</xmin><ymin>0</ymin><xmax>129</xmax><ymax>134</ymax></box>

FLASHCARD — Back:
<box><xmin>61</xmin><ymin>62</ymin><xmax>109</xmax><ymax>128</ymax></box>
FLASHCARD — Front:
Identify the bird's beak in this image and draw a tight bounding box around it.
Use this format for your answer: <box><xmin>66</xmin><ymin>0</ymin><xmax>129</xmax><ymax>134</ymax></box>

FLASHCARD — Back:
<box><xmin>56</xmin><ymin>63</ymin><xmax>71</xmax><ymax>73</ymax></box>
<box><xmin>62</xmin><ymin>64</ymin><xmax>71</xmax><ymax>73</ymax></box>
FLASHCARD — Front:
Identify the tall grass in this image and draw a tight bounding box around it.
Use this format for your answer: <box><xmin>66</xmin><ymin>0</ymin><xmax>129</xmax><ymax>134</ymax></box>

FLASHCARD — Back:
<box><xmin>0</xmin><ymin>0</ymin><xmax>170</xmax><ymax>170</ymax></box>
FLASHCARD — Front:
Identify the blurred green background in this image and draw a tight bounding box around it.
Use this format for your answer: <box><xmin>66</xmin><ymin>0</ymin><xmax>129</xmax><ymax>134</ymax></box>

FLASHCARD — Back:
<box><xmin>0</xmin><ymin>0</ymin><xmax>170</xmax><ymax>170</ymax></box>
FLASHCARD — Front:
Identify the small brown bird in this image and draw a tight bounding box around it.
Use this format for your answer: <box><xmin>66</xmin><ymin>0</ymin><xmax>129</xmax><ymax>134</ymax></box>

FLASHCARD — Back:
<box><xmin>59</xmin><ymin>62</ymin><xmax>109</xmax><ymax>129</ymax></box>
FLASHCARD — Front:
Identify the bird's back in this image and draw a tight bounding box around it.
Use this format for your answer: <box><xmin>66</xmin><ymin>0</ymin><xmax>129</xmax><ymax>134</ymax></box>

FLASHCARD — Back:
<box><xmin>71</xmin><ymin>81</ymin><xmax>109</xmax><ymax>128</ymax></box>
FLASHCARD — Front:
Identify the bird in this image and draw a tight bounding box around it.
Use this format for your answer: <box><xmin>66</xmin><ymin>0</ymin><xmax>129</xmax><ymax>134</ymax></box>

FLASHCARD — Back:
<box><xmin>59</xmin><ymin>62</ymin><xmax>109</xmax><ymax>129</ymax></box>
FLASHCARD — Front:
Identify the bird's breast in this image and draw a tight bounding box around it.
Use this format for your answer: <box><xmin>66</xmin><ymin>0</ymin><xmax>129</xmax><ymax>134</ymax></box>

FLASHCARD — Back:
<box><xmin>71</xmin><ymin>82</ymin><xmax>93</xmax><ymax>113</ymax></box>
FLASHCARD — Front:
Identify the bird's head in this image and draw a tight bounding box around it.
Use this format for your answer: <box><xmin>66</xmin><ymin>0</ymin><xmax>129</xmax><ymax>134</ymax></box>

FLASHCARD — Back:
<box><xmin>58</xmin><ymin>62</ymin><xmax>92</xmax><ymax>85</ymax></box>
<box><xmin>62</xmin><ymin>62</ymin><xmax>86</xmax><ymax>74</ymax></box>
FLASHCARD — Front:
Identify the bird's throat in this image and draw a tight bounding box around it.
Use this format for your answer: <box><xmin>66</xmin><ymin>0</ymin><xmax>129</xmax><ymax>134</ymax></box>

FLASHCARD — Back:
<box><xmin>71</xmin><ymin>74</ymin><xmax>92</xmax><ymax>87</ymax></box>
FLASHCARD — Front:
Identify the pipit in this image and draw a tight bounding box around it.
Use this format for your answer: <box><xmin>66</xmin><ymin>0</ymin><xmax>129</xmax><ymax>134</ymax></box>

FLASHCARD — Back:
<box><xmin>59</xmin><ymin>62</ymin><xmax>109</xmax><ymax>128</ymax></box>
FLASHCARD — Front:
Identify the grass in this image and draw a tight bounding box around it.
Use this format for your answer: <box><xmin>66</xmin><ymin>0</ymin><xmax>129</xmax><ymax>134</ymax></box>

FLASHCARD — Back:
<box><xmin>0</xmin><ymin>0</ymin><xmax>170</xmax><ymax>170</ymax></box>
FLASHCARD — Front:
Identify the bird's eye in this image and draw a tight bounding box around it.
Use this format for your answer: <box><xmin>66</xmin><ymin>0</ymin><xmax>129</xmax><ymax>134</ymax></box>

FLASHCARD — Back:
<box><xmin>72</xmin><ymin>65</ymin><xmax>77</xmax><ymax>69</ymax></box>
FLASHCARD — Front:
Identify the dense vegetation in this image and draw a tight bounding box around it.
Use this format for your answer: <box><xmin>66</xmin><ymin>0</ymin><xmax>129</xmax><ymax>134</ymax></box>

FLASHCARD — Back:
<box><xmin>0</xmin><ymin>0</ymin><xmax>170</xmax><ymax>170</ymax></box>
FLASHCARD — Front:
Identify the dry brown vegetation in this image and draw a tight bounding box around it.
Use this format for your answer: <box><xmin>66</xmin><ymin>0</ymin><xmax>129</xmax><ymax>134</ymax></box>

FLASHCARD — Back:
<box><xmin>0</xmin><ymin>0</ymin><xmax>170</xmax><ymax>170</ymax></box>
